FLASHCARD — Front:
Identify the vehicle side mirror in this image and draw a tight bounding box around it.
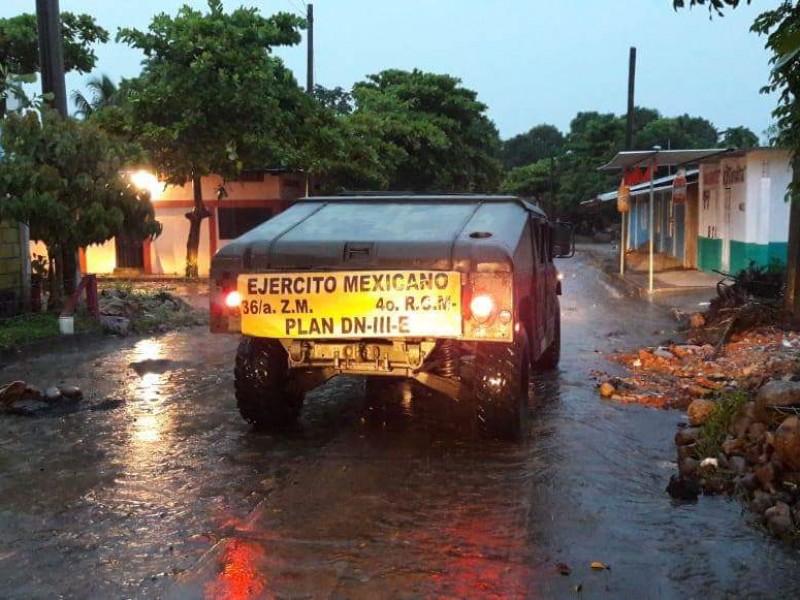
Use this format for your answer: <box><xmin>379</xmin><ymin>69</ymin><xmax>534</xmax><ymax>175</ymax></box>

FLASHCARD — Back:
<box><xmin>552</xmin><ymin>221</ymin><xmax>575</xmax><ymax>258</ymax></box>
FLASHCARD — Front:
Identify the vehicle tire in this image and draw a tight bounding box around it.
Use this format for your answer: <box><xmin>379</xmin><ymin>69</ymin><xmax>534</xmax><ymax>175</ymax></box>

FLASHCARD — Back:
<box><xmin>234</xmin><ymin>336</ymin><xmax>303</xmax><ymax>430</ymax></box>
<box><xmin>536</xmin><ymin>305</ymin><xmax>561</xmax><ymax>371</ymax></box>
<box><xmin>474</xmin><ymin>331</ymin><xmax>530</xmax><ymax>441</ymax></box>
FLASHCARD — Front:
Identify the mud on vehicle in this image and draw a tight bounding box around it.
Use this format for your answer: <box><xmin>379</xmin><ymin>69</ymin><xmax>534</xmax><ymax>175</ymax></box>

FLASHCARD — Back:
<box><xmin>210</xmin><ymin>194</ymin><xmax>573</xmax><ymax>439</ymax></box>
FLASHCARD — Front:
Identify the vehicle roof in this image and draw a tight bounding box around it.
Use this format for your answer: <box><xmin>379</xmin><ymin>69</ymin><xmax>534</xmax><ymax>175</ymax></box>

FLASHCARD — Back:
<box><xmin>301</xmin><ymin>193</ymin><xmax>549</xmax><ymax>219</ymax></box>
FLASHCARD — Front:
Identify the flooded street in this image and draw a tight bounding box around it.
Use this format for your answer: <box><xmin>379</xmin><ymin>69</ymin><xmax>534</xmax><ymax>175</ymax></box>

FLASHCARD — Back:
<box><xmin>1</xmin><ymin>252</ymin><xmax>798</xmax><ymax>599</ymax></box>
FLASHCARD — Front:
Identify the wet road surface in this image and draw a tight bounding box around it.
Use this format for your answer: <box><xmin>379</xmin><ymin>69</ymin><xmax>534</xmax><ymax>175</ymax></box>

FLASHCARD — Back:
<box><xmin>1</xmin><ymin>252</ymin><xmax>798</xmax><ymax>599</ymax></box>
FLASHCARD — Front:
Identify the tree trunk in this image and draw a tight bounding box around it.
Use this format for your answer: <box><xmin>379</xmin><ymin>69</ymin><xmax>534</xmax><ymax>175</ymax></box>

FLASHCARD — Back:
<box><xmin>786</xmin><ymin>164</ymin><xmax>800</xmax><ymax>322</ymax></box>
<box><xmin>185</xmin><ymin>174</ymin><xmax>211</xmax><ymax>278</ymax></box>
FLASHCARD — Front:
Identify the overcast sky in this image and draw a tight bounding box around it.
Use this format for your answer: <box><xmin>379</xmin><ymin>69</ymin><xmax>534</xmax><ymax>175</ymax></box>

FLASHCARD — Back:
<box><xmin>1</xmin><ymin>0</ymin><xmax>782</xmax><ymax>141</ymax></box>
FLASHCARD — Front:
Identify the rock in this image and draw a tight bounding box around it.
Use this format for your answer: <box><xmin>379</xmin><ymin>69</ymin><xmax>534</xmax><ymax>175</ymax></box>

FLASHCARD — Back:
<box><xmin>730</xmin><ymin>416</ymin><xmax>753</xmax><ymax>439</ymax></box>
<box><xmin>729</xmin><ymin>455</ymin><xmax>748</xmax><ymax>475</ymax></box>
<box><xmin>716</xmin><ymin>452</ymin><xmax>729</xmax><ymax>470</ymax></box>
<box><xmin>750</xmin><ymin>490</ymin><xmax>774</xmax><ymax>515</ymax></box>
<box><xmin>599</xmin><ymin>382</ymin><xmax>615</xmax><ymax>398</ymax></box>
<box><xmin>100</xmin><ymin>315</ymin><xmax>131</xmax><ymax>336</ymax></box>
<box><xmin>747</xmin><ymin>422</ymin><xmax>768</xmax><ymax>445</ymax></box>
<box><xmin>675</xmin><ymin>427</ymin><xmax>701</xmax><ymax>447</ymax></box>
<box><xmin>7</xmin><ymin>399</ymin><xmax>50</xmax><ymax>415</ymax></box>
<box><xmin>44</xmin><ymin>386</ymin><xmax>62</xmax><ymax>403</ymax></box>
<box><xmin>0</xmin><ymin>381</ymin><xmax>27</xmax><ymax>405</ymax></box>
<box><xmin>58</xmin><ymin>385</ymin><xmax>82</xmax><ymax>400</ymax></box>
<box><xmin>755</xmin><ymin>462</ymin><xmax>779</xmax><ymax>490</ymax></box>
<box><xmin>767</xmin><ymin>514</ymin><xmax>794</xmax><ymax>537</ymax></box>
<box><xmin>689</xmin><ymin>313</ymin><xmax>706</xmax><ymax>329</ymax></box>
<box><xmin>654</xmin><ymin>347</ymin><xmax>675</xmax><ymax>361</ymax></box>
<box><xmin>738</xmin><ymin>473</ymin><xmax>758</xmax><ymax>492</ymax></box>
<box><xmin>687</xmin><ymin>399</ymin><xmax>716</xmax><ymax>427</ymax></box>
<box><xmin>677</xmin><ymin>443</ymin><xmax>697</xmax><ymax>461</ymax></box>
<box><xmin>754</xmin><ymin>380</ymin><xmax>800</xmax><ymax>426</ymax></box>
<box><xmin>680</xmin><ymin>457</ymin><xmax>699</xmax><ymax>477</ymax></box>
<box><xmin>773</xmin><ymin>416</ymin><xmax>800</xmax><ymax>471</ymax></box>
<box><xmin>21</xmin><ymin>385</ymin><xmax>43</xmax><ymax>402</ymax></box>
<box><xmin>722</xmin><ymin>438</ymin><xmax>745</xmax><ymax>457</ymax></box>
<box><xmin>765</xmin><ymin>502</ymin><xmax>793</xmax><ymax>537</ymax></box>
<box><xmin>666</xmin><ymin>474</ymin><xmax>700</xmax><ymax>501</ymax></box>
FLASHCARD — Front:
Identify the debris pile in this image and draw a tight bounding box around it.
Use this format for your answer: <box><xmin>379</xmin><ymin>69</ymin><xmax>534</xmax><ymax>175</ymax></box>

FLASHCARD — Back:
<box><xmin>595</xmin><ymin>327</ymin><xmax>800</xmax><ymax>410</ymax></box>
<box><xmin>0</xmin><ymin>379</ymin><xmax>124</xmax><ymax>416</ymax></box>
<box><xmin>597</xmin><ymin>300</ymin><xmax>800</xmax><ymax>538</ymax></box>
<box><xmin>670</xmin><ymin>381</ymin><xmax>800</xmax><ymax>540</ymax></box>
<box><xmin>99</xmin><ymin>288</ymin><xmax>205</xmax><ymax>335</ymax></box>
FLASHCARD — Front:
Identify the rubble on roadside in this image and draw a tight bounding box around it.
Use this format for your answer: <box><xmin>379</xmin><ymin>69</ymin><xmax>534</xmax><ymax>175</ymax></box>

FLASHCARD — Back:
<box><xmin>0</xmin><ymin>379</ymin><xmax>124</xmax><ymax>416</ymax></box>
<box><xmin>98</xmin><ymin>288</ymin><xmax>206</xmax><ymax>335</ymax></box>
<box><xmin>594</xmin><ymin>293</ymin><xmax>800</xmax><ymax>539</ymax></box>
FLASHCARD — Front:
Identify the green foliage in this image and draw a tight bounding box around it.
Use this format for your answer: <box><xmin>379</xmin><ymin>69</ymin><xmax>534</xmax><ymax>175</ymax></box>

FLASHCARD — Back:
<box><xmin>313</xmin><ymin>85</ymin><xmax>354</xmax><ymax>116</ymax></box>
<box><xmin>501</xmin><ymin>159</ymin><xmax>553</xmax><ymax>197</ymax></box>
<box><xmin>71</xmin><ymin>74</ymin><xmax>120</xmax><ymax>118</ymax></box>
<box><xmin>0</xmin><ymin>12</ymin><xmax>107</xmax><ymax>116</ymax></box>
<box><xmin>501</xmin><ymin>124</ymin><xmax>564</xmax><ymax>169</ymax></box>
<box><xmin>349</xmin><ymin>69</ymin><xmax>502</xmax><ymax>192</ymax></box>
<box><xmin>720</xmin><ymin>125</ymin><xmax>760</xmax><ymax>148</ymax></box>
<box><xmin>117</xmin><ymin>0</ymin><xmax>307</xmax><ymax>185</ymax></box>
<box><xmin>0</xmin><ymin>11</ymin><xmax>108</xmax><ymax>75</ymax></box>
<box><xmin>0</xmin><ymin>110</ymin><xmax>161</xmax><ymax>252</ymax></box>
<box><xmin>673</xmin><ymin>0</ymin><xmax>750</xmax><ymax>16</ymax></box>
<box><xmin>696</xmin><ymin>390</ymin><xmax>750</xmax><ymax>458</ymax></box>
<box><xmin>634</xmin><ymin>114</ymin><xmax>719</xmax><ymax>149</ymax></box>
<box><xmin>0</xmin><ymin>312</ymin><xmax>98</xmax><ymax>350</ymax></box>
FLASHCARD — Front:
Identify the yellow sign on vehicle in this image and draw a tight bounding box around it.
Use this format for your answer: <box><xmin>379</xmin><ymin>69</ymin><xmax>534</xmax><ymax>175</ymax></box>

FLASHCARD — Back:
<box><xmin>237</xmin><ymin>271</ymin><xmax>463</xmax><ymax>339</ymax></box>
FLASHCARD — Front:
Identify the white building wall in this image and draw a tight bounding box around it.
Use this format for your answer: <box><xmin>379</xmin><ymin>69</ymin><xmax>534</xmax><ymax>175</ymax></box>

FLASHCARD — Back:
<box><xmin>85</xmin><ymin>239</ymin><xmax>116</xmax><ymax>274</ymax></box>
<box><xmin>150</xmin><ymin>208</ymin><xmax>211</xmax><ymax>276</ymax></box>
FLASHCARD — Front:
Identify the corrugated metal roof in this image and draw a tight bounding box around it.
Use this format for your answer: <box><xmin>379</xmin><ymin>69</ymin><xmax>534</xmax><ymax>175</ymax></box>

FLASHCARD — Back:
<box><xmin>598</xmin><ymin>149</ymin><xmax>730</xmax><ymax>171</ymax></box>
<box><xmin>582</xmin><ymin>169</ymin><xmax>698</xmax><ymax>205</ymax></box>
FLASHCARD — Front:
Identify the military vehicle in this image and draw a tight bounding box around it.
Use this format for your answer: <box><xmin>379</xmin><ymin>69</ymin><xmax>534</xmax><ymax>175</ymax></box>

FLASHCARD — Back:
<box><xmin>210</xmin><ymin>194</ymin><xmax>573</xmax><ymax>439</ymax></box>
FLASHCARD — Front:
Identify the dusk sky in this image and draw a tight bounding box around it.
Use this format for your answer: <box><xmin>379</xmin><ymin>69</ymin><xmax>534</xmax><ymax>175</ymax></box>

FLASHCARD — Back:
<box><xmin>1</xmin><ymin>0</ymin><xmax>783</xmax><ymax>142</ymax></box>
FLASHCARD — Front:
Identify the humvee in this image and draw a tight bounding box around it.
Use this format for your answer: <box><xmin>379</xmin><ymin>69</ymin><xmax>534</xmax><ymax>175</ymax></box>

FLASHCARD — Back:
<box><xmin>210</xmin><ymin>194</ymin><xmax>573</xmax><ymax>439</ymax></box>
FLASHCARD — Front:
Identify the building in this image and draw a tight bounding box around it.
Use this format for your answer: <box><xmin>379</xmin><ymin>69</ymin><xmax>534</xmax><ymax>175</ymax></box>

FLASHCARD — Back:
<box><xmin>0</xmin><ymin>95</ymin><xmax>32</xmax><ymax>315</ymax></box>
<box><xmin>697</xmin><ymin>148</ymin><xmax>792</xmax><ymax>273</ymax></box>
<box><xmin>589</xmin><ymin>148</ymin><xmax>792</xmax><ymax>281</ymax></box>
<box><xmin>80</xmin><ymin>170</ymin><xmax>304</xmax><ymax>277</ymax></box>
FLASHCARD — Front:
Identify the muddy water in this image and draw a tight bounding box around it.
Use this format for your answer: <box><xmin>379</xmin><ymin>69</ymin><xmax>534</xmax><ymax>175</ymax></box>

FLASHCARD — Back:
<box><xmin>0</xmin><ymin>253</ymin><xmax>798</xmax><ymax>599</ymax></box>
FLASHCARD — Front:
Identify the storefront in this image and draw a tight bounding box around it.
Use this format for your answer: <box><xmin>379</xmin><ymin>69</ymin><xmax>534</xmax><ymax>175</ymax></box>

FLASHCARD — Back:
<box><xmin>697</xmin><ymin>148</ymin><xmax>792</xmax><ymax>274</ymax></box>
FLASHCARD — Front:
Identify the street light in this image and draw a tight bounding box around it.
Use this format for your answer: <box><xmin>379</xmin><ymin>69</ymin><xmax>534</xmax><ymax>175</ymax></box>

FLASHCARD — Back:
<box><xmin>129</xmin><ymin>170</ymin><xmax>163</xmax><ymax>201</ymax></box>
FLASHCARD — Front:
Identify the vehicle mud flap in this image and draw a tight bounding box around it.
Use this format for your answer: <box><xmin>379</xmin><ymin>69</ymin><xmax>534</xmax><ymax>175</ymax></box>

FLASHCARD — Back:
<box><xmin>234</xmin><ymin>336</ymin><xmax>304</xmax><ymax>430</ymax></box>
<box><xmin>470</xmin><ymin>332</ymin><xmax>529</xmax><ymax>441</ymax></box>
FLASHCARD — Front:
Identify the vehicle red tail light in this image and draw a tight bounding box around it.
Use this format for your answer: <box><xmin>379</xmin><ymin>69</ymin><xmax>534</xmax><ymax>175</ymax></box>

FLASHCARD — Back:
<box><xmin>225</xmin><ymin>290</ymin><xmax>242</xmax><ymax>309</ymax></box>
<box><xmin>469</xmin><ymin>293</ymin><xmax>495</xmax><ymax>323</ymax></box>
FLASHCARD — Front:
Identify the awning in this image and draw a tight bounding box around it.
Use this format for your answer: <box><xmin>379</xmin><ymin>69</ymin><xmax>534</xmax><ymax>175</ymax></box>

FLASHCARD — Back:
<box><xmin>582</xmin><ymin>169</ymin><xmax>698</xmax><ymax>205</ymax></box>
<box><xmin>598</xmin><ymin>148</ymin><xmax>730</xmax><ymax>171</ymax></box>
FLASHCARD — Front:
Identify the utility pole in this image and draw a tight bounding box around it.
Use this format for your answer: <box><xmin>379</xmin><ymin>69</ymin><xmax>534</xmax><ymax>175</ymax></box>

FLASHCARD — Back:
<box><xmin>36</xmin><ymin>0</ymin><xmax>68</xmax><ymax>117</ymax></box>
<box><xmin>36</xmin><ymin>0</ymin><xmax>77</xmax><ymax>297</ymax></box>
<box><xmin>620</xmin><ymin>46</ymin><xmax>636</xmax><ymax>276</ymax></box>
<box><xmin>304</xmin><ymin>3</ymin><xmax>314</xmax><ymax>196</ymax></box>
<box><xmin>625</xmin><ymin>47</ymin><xmax>636</xmax><ymax>150</ymax></box>
<box><xmin>306</xmin><ymin>4</ymin><xmax>314</xmax><ymax>95</ymax></box>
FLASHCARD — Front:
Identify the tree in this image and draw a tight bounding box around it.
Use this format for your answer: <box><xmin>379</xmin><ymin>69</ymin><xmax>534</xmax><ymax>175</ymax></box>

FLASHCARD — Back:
<box><xmin>351</xmin><ymin>69</ymin><xmax>502</xmax><ymax>191</ymax></box>
<box><xmin>501</xmin><ymin>124</ymin><xmax>564</xmax><ymax>169</ymax></box>
<box><xmin>0</xmin><ymin>12</ymin><xmax>108</xmax><ymax>117</ymax></box>
<box><xmin>0</xmin><ymin>110</ymin><xmax>161</xmax><ymax>302</ymax></box>
<box><xmin>501</xmin><ymin>159</ymin><xmax>554</xmax><ymax>204</ymax></box>
<box><xmin>720</xmin><ymin>125</ymin><xmax>759</xmax><ymax>148</ymax></box>
<box><xmin>118</xmin><ymin>0</ymin><xmax>307</xmax><ymax>277</ymax></box>
<box><xmin>633</xmin><ymin>114</ymin><xmax>719</xmax><ymax>149</ymax></box>
<box><xmin>312</xmin><ymin>85</ymin><xmax>354</xmax><ymax>116</ymax></box>
<box><xmin>71</xmin><ymin>74</ymin><xmax>120</xmax><ymax>118</ymax></box>
<box><xmin>674</xmin><ymin>0</ymin><xmax>800</xmax><ymax>318</ymax></box>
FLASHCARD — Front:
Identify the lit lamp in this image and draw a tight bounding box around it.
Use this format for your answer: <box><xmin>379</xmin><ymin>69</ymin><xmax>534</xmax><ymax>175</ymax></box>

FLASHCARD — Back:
<box><xmin>129</xmin><ymin>170</ymin><xmax>163</xmax><ymax>201</ymax></box>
